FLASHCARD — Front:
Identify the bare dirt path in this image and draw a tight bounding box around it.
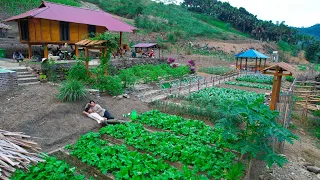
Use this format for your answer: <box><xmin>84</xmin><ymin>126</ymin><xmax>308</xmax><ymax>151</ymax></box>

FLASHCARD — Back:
<box><xmin>0</xmin><ymin>84</ymin><xmax>150</xmax><ymax>152</ymax></box>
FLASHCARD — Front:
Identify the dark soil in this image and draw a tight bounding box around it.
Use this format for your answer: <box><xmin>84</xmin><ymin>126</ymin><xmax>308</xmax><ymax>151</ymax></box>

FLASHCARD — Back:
<box><xmin>0</xmin><ymin>83</ymin><xmax>150</xmax><ymax>152</ymax></box>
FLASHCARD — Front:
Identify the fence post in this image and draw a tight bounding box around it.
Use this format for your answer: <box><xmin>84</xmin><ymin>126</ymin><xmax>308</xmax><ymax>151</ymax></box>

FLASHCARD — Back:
<box><xmin>197</xmin><ymin>79</ymin><xmax>200</xmax><ymax>91</ymax></box>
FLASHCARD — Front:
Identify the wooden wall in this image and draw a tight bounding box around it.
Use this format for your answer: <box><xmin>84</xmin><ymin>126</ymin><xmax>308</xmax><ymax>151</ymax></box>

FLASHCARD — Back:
<box><xmin>22</xmin><ymin>18</ymin><xmax>106</xmax><ymax>44</ymax></box>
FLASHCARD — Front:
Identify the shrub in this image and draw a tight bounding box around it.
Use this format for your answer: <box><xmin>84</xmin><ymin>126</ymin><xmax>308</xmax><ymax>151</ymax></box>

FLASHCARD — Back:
<box><xmin>67</xmin><ymin>61</ymin><xmax>88</xmax><ymax>81</ymax></box>
<box><xmin>94</xmin><ymin>76</ymin><xmax>123</xmax><ymax>96</ymax></box>
<box><xmin>285</xmin><ymin>76</ymin><xmax>295</xmax><ymax>82</ymax></box>
<box><xmin>118</xmin><ymin>69</ymin><xmax>137</xmax><ymax>88</ymax></box>
<box><xmin>57</xmin><ymin>80</ymin><xmax>88</xmax><ymax>102</ymax></box>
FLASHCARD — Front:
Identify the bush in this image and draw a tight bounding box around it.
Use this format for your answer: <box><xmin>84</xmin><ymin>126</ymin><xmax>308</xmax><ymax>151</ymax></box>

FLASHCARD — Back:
<box><xmin>94</xmin><ymin>76</ymin><xmax>123</xmax><ymax>96</ymax></box>
<box><xmin>57</xmin><ymin>80</ymin><xmax>88</xmax><ymax>102</ymax></box>
<box><xmin>118</xmin><ymin>69</ymin><xmax>137</xmax><ymax>88</ymax></box>
<box><xmin>67</xmin><ymin>61</ymin><xmax>88</xmax><ymax>81</ymax></box>
<box><xmin>285</xmin><ymin>76</ymin><xmax>295</xmax><ymax>82</ymax></box>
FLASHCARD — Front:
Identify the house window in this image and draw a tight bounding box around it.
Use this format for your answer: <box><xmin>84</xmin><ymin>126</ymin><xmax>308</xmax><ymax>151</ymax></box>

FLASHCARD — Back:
<box><xmin>20</xmin><ymin>20</ymin><xmax>29</xmax><ymax>40</ymax></box>
<box><xmin>88</xmin><ymin>25</ymin><xmax>96</xmax><ymax>38</ymax></box>
<box><xmin>60</xmin><ymin>21</ymin><xmax>70</xmax><ymax>41</ymax></box>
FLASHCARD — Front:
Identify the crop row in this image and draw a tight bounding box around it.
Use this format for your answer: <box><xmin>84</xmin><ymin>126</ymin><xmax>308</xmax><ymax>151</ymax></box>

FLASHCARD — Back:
<box><xmin>100</xmin><ymin>123</ymin><xmax>241</xmax><ymax>179</ymax></box>
<box><xmin>11</xmin><ymin>156</ymin><xmax>85</xmax><ymax>180</ymax></box>
<box><xmin>135</xmin><ymin>110</ymin><xmax>230</xmax><ymax>146</ymax></box>
<box><xmin>66</xmin><ymin>132</ymin><xmax>201</xmax><ymax>180</ymax></box>
<box><xmin>225</xmin><ymin>81</ymin><xmax>273</xmax><ymax>90</ymax></box>
<box><xmin>235</xmin><ymin>74</ymin><xmax>274</xmax><ymax>84</ymax></box>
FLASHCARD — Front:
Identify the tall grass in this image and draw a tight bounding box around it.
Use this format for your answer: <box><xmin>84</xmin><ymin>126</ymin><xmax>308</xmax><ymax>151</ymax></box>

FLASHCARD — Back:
<box><xmin>57</xmin><ymin>80</ymin><xmax>88</xmax><ymax>102</ymax></box>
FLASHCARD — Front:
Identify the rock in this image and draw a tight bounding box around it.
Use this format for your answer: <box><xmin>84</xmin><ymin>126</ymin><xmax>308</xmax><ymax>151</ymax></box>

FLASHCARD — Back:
<box><xmin>306</xmin><ymin>166</ymin><xmax>320</xmax><ymax>173</ymax></box>
<box><xmin>117</xmin><ymin>95</ymin><xmax>123</xmax><ymax>99</ymax></box>
<box><xmin>317</xmin><ymin>174</ymin><xmax>320</xmax><ymax>179</ymax></box>
<box><xmin>123</xmin><ymin>94</ymin><xmax>130</xmax><ymax>99</ymax></box>
<box><xmin>259</xmin><ymin>175</ymin><xmax>265</xmax><ymax>180</ymax></box>
<box><xmin>303</xmin><ymin>163</ymin><xmax>315</xmax><ymax>167</ymax></box>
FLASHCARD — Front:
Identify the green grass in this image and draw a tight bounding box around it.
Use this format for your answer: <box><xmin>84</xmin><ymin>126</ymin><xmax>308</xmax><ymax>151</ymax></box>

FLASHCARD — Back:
<box><xmin>297</xmin><ymin>64</ymin><xmax>308</xmax><ymax>71</ymax></box>
<box><xmin>278</xmin><ymin>40</ymin><xmax>299</xmax><ymax>57</ymax></box>
<box><xmin>2</xmin><ymin>0</ymin><xmax>80</xmax><ymax>15</ymax></box>
<box><xmin>199</xmin><ymin>66</ymin><xmax>234</xmax><ymax>75</ymax></box>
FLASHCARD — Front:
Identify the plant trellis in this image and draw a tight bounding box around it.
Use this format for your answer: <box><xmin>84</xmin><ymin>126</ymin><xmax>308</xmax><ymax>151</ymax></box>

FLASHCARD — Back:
<box><xmin>0</xmin><ymin>129</ymin><xmax>44</xmax><ymax>180</ymax></box>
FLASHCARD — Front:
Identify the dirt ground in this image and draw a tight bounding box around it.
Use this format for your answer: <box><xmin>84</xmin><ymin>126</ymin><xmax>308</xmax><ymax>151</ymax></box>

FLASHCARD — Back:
<box><xmin>0</xmin><ymin>84</ymin><xmax>150</xmax><ymax>152</ymax></box>
<box><xmin>250</xmin><ymin>118</ymin><xmax>320</xmax><ymax>180</ymax></box>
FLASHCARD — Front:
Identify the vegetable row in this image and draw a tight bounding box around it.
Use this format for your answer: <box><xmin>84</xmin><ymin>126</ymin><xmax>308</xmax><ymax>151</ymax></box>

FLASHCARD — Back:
<box><xmin>100</xmin><ymin>123</ymin><xmax>240</xmax><ymax>179</ymax></box>
<box><xmin>225</xmin><ymin>81</ymin><xmax>272</xmax><ymax>90</ymax></box>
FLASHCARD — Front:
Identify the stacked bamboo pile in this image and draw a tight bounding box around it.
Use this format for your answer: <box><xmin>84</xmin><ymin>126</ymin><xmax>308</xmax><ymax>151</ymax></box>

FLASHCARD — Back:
<box><xmin>0</xmin><ymin>129</ymin><xmax>44</xmax><ymax>180</ymax></box>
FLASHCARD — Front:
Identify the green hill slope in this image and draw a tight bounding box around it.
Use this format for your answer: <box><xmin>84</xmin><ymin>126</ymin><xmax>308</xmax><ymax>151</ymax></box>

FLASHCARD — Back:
<box><xmin>297</xmin><ymin>24</ymin><xmax>320</xmax><ymax>40</ymax></box>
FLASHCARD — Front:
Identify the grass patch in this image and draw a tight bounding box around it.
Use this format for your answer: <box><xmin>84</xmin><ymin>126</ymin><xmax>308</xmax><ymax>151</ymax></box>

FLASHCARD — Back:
<box><xmin>198</xmin><ymin>66</ymin><xmax>233</xmax><ymax>75</ymax></box>
<box><xmin>297</xmin><ymin>64</ymin><xmax>308</xmax><ymax>71</ymax></box>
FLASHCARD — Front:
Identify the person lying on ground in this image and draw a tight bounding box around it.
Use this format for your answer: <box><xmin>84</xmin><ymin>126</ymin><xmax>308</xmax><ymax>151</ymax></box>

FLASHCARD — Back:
<box><xmin>83</xmin><ymin>100</ymin><xmax>115</xmax><ymax>120</ymax></box>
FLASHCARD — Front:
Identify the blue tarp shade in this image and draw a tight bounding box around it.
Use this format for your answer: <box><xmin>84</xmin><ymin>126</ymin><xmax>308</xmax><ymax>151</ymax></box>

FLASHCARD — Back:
<box><xmin>235</xmin><ymin>49</ymin><xmax>269</xmax><ymax>59</ymax></box>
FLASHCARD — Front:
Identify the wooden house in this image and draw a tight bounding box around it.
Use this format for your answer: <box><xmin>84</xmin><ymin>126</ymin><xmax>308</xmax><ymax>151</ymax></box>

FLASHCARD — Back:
<box><xmin>6</xmin><ymin>1</ymin><xmax>137</xmax><ymax>59</ymax></box>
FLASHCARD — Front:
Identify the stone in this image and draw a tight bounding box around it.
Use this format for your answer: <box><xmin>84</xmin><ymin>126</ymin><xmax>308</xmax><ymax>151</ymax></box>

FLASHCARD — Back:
<box><xmin>123</xmin><ymin>94</ymin><xmax>130</xmax><ymax>98</ymax></box>
<box><xmin>303</xmin><ymin>163</ymin><xmax>315</xmax><ymax>167</ymax></box>
<box><xmin>306</xmin><ymin>166</ymin><xmax>320</xmax><ymax>173</ymax></box>
<box><xmin>117</xmin><ymin>95</ymin><xmax>123</xmax><ymax>99</ymax></box>
<box><xmin>259</xmin><ymin>175</ymin><xmax>265</xmax><ymax>180</ymax></box>
<box><xmin>317</xmin><ymin>174</ymin><xmax>320</xmax><ymax>179</ymax></box>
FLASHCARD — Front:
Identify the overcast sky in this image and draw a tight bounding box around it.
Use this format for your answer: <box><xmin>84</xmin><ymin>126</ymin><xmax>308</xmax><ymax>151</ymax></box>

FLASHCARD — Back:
<box><xmin>174</xmin><ymin>0</ymin><xmax>319</xmax><ymax>27</ymax></box>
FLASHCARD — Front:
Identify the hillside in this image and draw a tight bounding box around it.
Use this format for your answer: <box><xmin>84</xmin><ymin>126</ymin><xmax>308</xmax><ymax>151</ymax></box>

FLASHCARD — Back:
<box><xmin>1</xmin><ymin>0</ymin><xmax>249</xmax><ymax>41</ymax></box>
<box><xmin>297</xmin><ymin>24</ymin><xmax>320</xmax><ymax>40</ymax></box>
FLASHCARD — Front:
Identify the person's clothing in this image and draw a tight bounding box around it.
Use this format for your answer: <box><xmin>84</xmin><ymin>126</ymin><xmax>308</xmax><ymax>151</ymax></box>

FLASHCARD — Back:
<box><xmin>103</xmin><ymin>110</ymin><xmax>114</xmax><ymax>119</ymax></box>
<box><xmin>13</xmin><ymin>52</ymin><xmax>24</xmax><ymax>62</ymax></box>
<box><xmin>84</xmin><ymin>103</ymin><xmax>114</xmax><ymax>119</ymax></box>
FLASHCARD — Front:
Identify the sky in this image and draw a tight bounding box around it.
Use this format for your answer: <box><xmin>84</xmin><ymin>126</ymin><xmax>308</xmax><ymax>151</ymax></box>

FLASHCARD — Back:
<box><xmin>174</xmin><ymin>0</ymin><xmax>320</xmax><ymax>27</ymax></box>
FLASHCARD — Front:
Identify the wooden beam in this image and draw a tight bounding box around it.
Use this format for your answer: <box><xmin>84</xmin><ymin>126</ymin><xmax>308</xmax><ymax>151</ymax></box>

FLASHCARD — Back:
<box><xmin>27</xmin><ymin>44</ymin><xmax>32</xmax><ymax>59</ymax></box>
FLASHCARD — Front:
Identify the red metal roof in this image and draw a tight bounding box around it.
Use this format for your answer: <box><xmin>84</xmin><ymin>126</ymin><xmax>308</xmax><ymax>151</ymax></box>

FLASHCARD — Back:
<box><xmin>5</xmin><ymin>1</ymin><xmax>137</xmax><ymax>33</ymax></box>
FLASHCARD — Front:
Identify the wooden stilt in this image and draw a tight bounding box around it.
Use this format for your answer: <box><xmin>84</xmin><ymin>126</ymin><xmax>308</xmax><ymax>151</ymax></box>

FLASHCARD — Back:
<box><xmin>240</xmin><ymin>57</ymin><xmax>242</xmax><ymax>70</ymax></box>
<box><xmin>75</xmin><ymin>45</ymin><xmax>79</xmax><ymax>58</ymax></box>
<box><xmin>84</xmin><ymin>47</ymin><xmax>89</xmax><ymax>73</ymax></box>
<box><xmin>43</xmin><ymin>44</ymin><xmax>48</xmax><ymax>58</ymax></box>
<box><xmin>119</xmin><ymin>32</ymin><xmax>123</xmax><ymax>46</ymax></box>
<box><xmin>28</xmin><ymin>43</ymin><xmax>32</xmax><ymax>59</ymax></box>
<box><xmin>264</xmin><ymin>59</ymin><xmax>267</xmax><ymax>68</ymax></box>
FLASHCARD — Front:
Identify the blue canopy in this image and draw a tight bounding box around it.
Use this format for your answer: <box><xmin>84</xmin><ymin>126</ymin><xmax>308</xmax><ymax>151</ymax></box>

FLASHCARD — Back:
<box><xmin>235</xmin><ymin>49</ymin><xmax>269</xmax><ymax>59</ymax></box>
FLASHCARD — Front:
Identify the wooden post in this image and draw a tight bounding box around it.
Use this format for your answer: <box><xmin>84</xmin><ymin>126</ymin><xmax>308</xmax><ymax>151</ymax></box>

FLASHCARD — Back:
<box><xmin>75</xmin><ymin>45</ymin><xmax>79</xmax><ymax>58</ymax></box>
<box><xmin>264</xmin><ymin>59</ymin><xmax>267</xmax><ymax>68</ymax></box>
<box><xmin>119</xmin><ymin>32</ymin><xmax>123</xmax><ymax>46</ymax></box>
<box><xmin>84</xmin><ymin>47</ymin><xmax>89</xmax><ymax>73</ymax></box>
<box><xmin>236</xmin><ymin>57</ymin><xmax>238</xmax><ymax>69</ymax></box>
<box><xmin>255</xmin><ymin>57</ymin><xmax>258</xmax><ymax>73</ymax></box>
<box><xmin>240</xmin><ymin>57</ymin><xmax>242</xmax><ymax>70</ymax></box>
<box><xmin>43</xmin><ymin>44</ymin><xmax>48</xmax><ymax>58</ymax></box>
<box><xmin>245</xmin><ymin>57</ymin><xmax>248</xmax><ymax>71</ymax></box>
<box><xmin>27</xmin><ymin>44</ymin><xmax>32</xmax><ymax>59</ymax></box>
<box><xmin>259</xmin><ymin>58</ymin><xmax>262</xmax><ymax>70</ymax></box>
<box><xmin>159</xmin><ymin>47</ymin><xmax>161</xmax><ymax>59</ymax></box>
<box><xmin>270</xmin><ymin>66</ymin><xmax>283</xmax><ymax>110</ymax></box>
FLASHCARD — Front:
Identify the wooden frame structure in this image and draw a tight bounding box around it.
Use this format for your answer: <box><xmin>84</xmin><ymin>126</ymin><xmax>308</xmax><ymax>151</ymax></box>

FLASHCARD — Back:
<box><xmin>132</xmin><ymin>43</ymin><xmax>161</xmax><ymax>58</ymax></box>
<box><xmin>235</xmin><ymin>49</ymin><xmax>269</xmax><ymax>73</ymax></box>
<box><xmin>262</xmin><ymin>62</ymin><xmax>295</xmax><ymax>110</ymax></box>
